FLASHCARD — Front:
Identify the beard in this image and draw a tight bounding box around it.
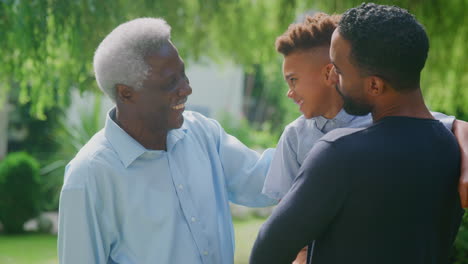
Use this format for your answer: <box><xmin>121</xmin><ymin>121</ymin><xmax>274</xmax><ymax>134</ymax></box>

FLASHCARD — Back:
<box><xmin>335</xmin><ymin>84</ymin><xmax>372</xmax><ymax>116</ymax></box>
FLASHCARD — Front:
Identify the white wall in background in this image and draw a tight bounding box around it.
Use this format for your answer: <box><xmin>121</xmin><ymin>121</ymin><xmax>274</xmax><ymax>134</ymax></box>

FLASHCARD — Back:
<box><xmin>185</xmin><ymin>61</ymin><xmax>244</xmax><ymax>119</ymax></box>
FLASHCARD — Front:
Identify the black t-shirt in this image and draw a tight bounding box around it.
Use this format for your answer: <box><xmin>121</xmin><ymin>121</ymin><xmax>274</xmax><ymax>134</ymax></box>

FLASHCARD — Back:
<box><xmin>250</xmin><ymin>116</ymin><xmax>463</xmax><ymax>264</ymax></box>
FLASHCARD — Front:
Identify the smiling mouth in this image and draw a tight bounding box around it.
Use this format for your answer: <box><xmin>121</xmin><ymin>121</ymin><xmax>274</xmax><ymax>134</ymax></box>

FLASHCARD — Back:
<box><xmin>172</xmin><ymin>103</ymin><xmax>185</xmax><ymax>110</ymax></box>
<box><xmin>294</xmin><ymin>99</ymin><xmax>304</xmax><ymax>106</ymax></box>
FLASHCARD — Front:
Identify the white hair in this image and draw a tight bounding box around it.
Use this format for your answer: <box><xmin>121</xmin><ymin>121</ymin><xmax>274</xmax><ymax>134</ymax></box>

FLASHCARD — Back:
<box><xmin>93</xmin><ymin>18</ymin><xmax>171</xmax><ymax>101</ymax></box>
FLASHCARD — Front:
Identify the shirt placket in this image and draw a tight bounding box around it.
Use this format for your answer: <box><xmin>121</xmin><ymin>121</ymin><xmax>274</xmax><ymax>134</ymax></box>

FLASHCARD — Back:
<box><xmin>165</xmin><ymin>152</ymin><xmax>217</xmax><ymax>264</ymax></box>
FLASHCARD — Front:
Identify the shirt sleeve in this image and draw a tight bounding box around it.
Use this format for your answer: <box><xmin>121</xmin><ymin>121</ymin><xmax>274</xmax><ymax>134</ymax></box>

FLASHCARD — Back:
<box><xmin>262</xmin><ymin>126</ymin><xmax>300</xmax><ymax>200</ymax></box>
<box><xmin>208</xmin><ymin>118</ymin><xmax>278</xmax><ymax>207</ymax></box>
<box><xmin>250</xmin><ymin>141</ymin><xmax>350</xmax><ymax>263</ymax></box>
<box><xmin>431</xmin><ymin>111</ymin><xmax>455</xmax><ymax>131</ymax></box>
<box><xmin>58</xmin><ymin>166</ymin><xmax>110</xmax><ymax>264</ymax></box>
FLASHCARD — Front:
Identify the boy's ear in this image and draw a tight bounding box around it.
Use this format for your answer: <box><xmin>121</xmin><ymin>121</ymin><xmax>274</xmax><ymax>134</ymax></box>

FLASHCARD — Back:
<box><xmin>323</xmin><ymin>63</ymin><xmax>335</xmax><ymax>85</ymax></box>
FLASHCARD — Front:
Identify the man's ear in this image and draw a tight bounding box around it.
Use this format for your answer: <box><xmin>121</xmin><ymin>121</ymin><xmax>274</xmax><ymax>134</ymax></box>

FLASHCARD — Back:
<box><xmin>323</xmin><ymin>63</ymin><xmax>335</xmax><ymax>85</ymax></box>
<box><xmin>116</xmin><ymin>84</ymin><xmax>135</xmax><ymax>103</ymax></box>
<box><xmin>365</xmin><ymin>76</ymin><xmax>385</xmax><ymax>97</ymax></box>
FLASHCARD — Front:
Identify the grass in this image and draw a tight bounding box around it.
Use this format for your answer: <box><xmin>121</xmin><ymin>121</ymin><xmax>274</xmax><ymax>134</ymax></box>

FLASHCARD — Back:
<box><xmin>0</xmin><ymin>217</ymin><xmax>266</xmax><ymax>264</ymax></box>
<box><xmin>0</xmin><ymin>234</ymin><xmax>58</xmax><ymax>264</ymax></box>
<box><xmin>233</xmin><ymin>217</ymin><xmax>266</xmax><ymax>264</ymax></box>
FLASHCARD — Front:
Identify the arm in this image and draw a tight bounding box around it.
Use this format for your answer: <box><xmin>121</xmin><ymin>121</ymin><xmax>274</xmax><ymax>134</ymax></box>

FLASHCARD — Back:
<box><xmin>250</xmin><ymin>141</ymin><xmax>350</xmax><ymax>263</ymax></box>
<box><xmin>262</xmin><ymin>126</ymin><xmax>300</xmax><ymax>201</ymax></box>
<box><xmin>263</xmin><ymin>126</ymin><xmax>311</xmax><ymax>263</ymax></box>
<box><xmin>209</xmin><ymin>118</ymin><xmax>278</xmax><ymax>207</ymax></box>
<box><xmin>292</xmin><ymin>247</ymin><xmax>308</xmax><ymax>264</ymax></box>
<box><xmin>454</xmin><ymin>120</ymin><xmax>468</xmax><ymax>208</ymax></box>
<box><xmin>58</xmin><ymin>167</ymin><xmax>109</xmax><ymax>263</ymax></box>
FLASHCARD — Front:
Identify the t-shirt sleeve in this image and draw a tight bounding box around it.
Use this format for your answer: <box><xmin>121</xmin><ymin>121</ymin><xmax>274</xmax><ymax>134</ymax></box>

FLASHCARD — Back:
<box><xmin>262</xmin><ymin>126</ymin><xmax>300</xmax><ymax>200</ymax></box>
<box><xmin>250</xmin><ymin>140</ymin><xmax>350</xmax><ymax>263</ymax></box>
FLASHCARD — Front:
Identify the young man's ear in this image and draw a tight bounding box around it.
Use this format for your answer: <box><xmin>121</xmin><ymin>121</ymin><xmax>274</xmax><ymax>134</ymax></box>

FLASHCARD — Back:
<box><xmin>365</xmin><ymin>76</ymin><xmax>385</xmax><ymax>97</ymax></box>
<box><xmin>116</xmin><ymin>84</ymin><xmax>134</xmax><ymax>103</ymax></box>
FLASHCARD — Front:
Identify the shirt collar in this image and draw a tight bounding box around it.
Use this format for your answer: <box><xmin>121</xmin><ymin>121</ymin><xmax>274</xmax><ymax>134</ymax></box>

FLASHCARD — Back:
<box><xmin>167</xmin><ymin>121</ymin><xmax>188</xmax><ymax>152</ymax></box>
<box><xmin>314</xmin><ymin>108</ymin><xmax>355</xmax><ymax>130</ymax></box>
<box><xmin>104</xmin><ymin>108</ymin><xmax>188</xmax><ymax>168</ymax></box>
<box><xmin>314</xmin><ymin>116</ymin><xmax>328</xmax><ymax>131</ymax></box>
<box><xmin>333</xmin><ymin>108</ymin><xmax>355</xmax><ymax>124</ymax></box>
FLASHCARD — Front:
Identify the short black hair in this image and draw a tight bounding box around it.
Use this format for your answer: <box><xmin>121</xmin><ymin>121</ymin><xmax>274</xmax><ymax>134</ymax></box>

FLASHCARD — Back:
<box><xmin>339</xmin><ymin>3</ymin><xmax>429</xmax><ymax>91</ymax></box>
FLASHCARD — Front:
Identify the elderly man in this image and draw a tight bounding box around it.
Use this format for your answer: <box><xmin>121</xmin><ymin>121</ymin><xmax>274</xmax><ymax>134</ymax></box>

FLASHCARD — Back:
<box><xmin>251</xmin><ymin>3</ymin><xmax>464</xmax><ymax>264</ymax></box>
<box><xmin>58</xmin><ymin>18</ymin><xmax>276</xmax><ymax>264</ymax></box>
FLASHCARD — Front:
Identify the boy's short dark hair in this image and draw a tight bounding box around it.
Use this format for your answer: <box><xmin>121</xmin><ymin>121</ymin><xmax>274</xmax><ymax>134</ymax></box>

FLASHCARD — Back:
<box><xmin>276</xmin><ymin>13</ymin><xmax>341</xmax><ymax>56</ymax></box>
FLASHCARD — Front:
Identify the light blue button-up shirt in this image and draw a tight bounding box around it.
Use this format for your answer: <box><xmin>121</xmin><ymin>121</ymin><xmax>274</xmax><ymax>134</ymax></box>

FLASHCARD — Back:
<box><xmin>58</xmin><ymin>109</ymin><xmax>276</xmax><ymax>264</ymax></box>
<box><xmin>263</xmin><ymin>109</ymin><xmax>455</xmax><ymax>200</ymax></box>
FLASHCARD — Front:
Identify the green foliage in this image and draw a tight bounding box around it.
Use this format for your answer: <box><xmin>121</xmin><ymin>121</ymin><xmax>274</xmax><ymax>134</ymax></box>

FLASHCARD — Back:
<box><xmin>243</xmin><ymin>62</ymin><xmax>302</xmax><ymax>133</ymax></box>
<box><xmin>451</xmin><ymin>212</ymin><xmax>468</xmax><ymax>263</ymax></box>
<box><xmin>0</xmin><ymin>152</ymin><xmax>41</xmax><ymax>234</ymax></box>
<box><xmin>219</xmin><ymin>112</ymin><xmax>280</xmax><ymax>149</ymax></box>
<box><xmin>0</xmin><ymin>0</ymin><xmax>295</xmax><ymax>119</ymax></box>
<box><xmin>40</xmin><ymin>92</ymin><xmax>105</xmax><ymax>210</ymax></box>
<box><xmin>55</xmin><ymin>93</ymin><xmax>105</xmax><ymax>155</ymax></box>
<box><xmin>7</xmin><ymin>87</ymin><xmax>63</xmax><ymax>163</ymax></box>
<box><xmin>2</xmin><ymin>0</ymin><xmax>466</xmax><ymax>122</ymax></box>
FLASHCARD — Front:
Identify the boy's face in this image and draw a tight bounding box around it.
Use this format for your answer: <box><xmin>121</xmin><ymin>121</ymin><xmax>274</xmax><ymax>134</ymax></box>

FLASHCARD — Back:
<box><xmin>282</xmin><ymin>46</ymin><xmax>337</xmax><ymax>119</ymax></box>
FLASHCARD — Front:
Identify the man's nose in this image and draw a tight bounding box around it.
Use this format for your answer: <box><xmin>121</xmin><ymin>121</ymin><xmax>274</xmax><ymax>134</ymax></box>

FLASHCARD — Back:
<box><xmin>178</xmin><ymin>81</ymin><xmax>192</xmax><ymax>97</ymax></box>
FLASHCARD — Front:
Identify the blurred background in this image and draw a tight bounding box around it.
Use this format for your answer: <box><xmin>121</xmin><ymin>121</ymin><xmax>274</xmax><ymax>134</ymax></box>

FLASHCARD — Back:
<box><xmin>0</xmin><ymin>0</ymin><xmax>467</xmax><ymax>263</ymax></box>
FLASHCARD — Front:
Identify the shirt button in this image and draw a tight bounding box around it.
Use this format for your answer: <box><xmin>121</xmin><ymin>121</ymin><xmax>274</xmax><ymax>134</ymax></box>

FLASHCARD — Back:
<box><xmin>178</xmin><ymin>184</ymin><xmax>184</xmax><ymax>190</ymax></box>
<box><xmin>203</xmin><ymin>251</ymin><xmax>209</xmax><ymax>256</ymax></box>
<box><xmin>191</xmin><ymin>217</ymin><xmax>197</xmax><ymax>222</ymax></box>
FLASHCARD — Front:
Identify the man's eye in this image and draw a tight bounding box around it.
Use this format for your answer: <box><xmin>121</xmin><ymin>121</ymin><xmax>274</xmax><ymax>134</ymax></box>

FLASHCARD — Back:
<box><xmin>290</xmin><ymin>78</ymin><xmax>297</xmax><ymax>85</ymax></box>
<box><xmin>163</xmin><ymin>78</ymin><xmax>177</xmax><ymax>91</ymax></box>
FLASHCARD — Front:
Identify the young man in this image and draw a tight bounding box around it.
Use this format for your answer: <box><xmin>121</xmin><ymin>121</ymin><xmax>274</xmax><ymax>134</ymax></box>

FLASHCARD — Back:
<box><xmin>263</xmin><ymin>13</ymin><xmax>468</xmax><ymax>205</ymax></box>
<box><xmin>252</xmin><ymin>4</ymin><xmax>464</xmax><ymax>263</ymax></box>
<box><xmin>262</xmin><ymin>12</ymin><xmax>468</xmax><ymax>264</ymax></box>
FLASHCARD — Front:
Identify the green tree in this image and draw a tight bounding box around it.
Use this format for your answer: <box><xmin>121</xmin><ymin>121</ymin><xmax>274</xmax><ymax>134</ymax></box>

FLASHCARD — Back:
<box><xmin>0</xmin><ymin>0</ymin><xmax>297</xmax><ymax>118</ymax></box>
<box><xmin>1</xmin><ymin>0</ymin><xmax>466</xmax><ymax>127</ymax></box>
